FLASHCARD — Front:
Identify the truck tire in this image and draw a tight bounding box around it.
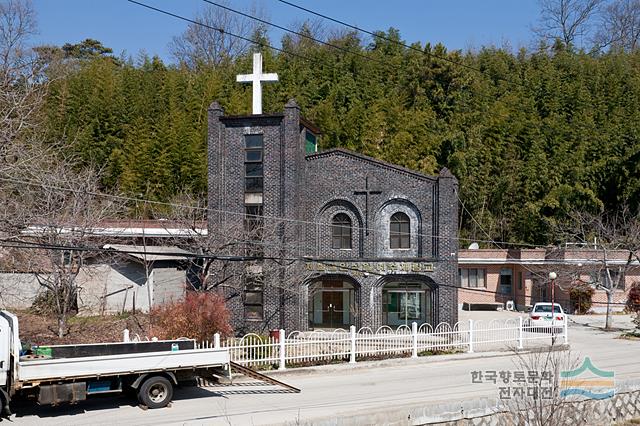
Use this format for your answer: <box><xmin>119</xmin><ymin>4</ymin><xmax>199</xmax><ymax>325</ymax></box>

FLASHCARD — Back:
<box><xmin>0</xmin><ymin>389</ymin><xmax>10</xmax><ymax>417</ymax></box>
<box><xmin>137</xmin><ymin>376</ymin><xmax>173</xmax><ymax>409</ymax></box>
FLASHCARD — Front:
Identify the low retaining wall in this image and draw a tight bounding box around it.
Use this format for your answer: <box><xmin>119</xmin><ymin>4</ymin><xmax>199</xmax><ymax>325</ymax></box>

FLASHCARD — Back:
<box><xmin>422</xmin><ymin>381</ymin><xmax>640</xmax><ymax>425</ymax></box>
<box><xmin>305</xmin><ymin>380</ymin><xmax>640</xmax><ymax>426</ymax></box>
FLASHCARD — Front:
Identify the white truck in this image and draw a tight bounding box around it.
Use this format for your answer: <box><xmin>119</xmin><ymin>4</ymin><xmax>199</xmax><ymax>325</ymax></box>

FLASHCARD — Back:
<box><xmin>0</xmin><ymin>310</ymin><xmax>234</xmax><ymax>415</ymax></box>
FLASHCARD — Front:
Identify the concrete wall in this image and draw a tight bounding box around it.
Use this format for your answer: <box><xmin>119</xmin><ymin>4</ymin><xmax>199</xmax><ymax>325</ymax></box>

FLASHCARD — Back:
<box><xmin>76</xmin><ymin>263</ymin><xmax>186</xmax><ymax>315</ymax></box>
<box><xmin>152</xmin><ymin>267</ymin><xmax>186</xmax><ymax>306</ymax></box>
<box><xmin>76</xmin><ymin>263</ymin><xmax>151</xmax><ymax>315</ymax></box>
<box><xmin>308</xmin><ymin>380</ymin><xmax>640</xmax><ymax>426</ymax></box>
<box><xmin>0</xmin><ymin>273</ymin><xmax>42</xmax><ymax>309</ymax></box>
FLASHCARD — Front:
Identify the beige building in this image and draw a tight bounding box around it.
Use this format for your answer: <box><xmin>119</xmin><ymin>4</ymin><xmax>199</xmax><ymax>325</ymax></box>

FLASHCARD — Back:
<box><xmin>458</xmin><ymin>247</ymin><xmax>640</xmax><ymax>313</ymax></box>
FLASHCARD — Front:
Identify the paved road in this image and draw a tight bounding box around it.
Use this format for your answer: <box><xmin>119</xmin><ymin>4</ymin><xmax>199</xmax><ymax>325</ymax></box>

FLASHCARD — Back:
<box><xmin>8</xmin><ymin>317</ymin><xmax>640</xmax><ymax>425</ymax></box>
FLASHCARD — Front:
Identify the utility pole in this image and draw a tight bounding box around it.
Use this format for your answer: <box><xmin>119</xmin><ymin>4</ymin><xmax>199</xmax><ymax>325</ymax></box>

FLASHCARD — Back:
<box><xmin>549</xmin><ymin>271</ymin><xmax>557</xmax><ymax>344</ymax></box>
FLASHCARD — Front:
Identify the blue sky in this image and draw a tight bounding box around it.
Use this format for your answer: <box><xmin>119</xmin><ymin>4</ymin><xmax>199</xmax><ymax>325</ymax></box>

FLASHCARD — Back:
<box><xmin>32</xmin><ymin>0</ymin><xmax>541</xmax><ymax>62</ymax></box>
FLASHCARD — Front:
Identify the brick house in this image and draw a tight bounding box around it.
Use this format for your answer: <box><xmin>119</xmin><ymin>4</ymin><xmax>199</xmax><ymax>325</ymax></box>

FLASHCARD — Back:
<box><xmin>207</xmin><ymin>100</ymin><xmax>459</xmax><ymax>333</ymax></box>
<box><xmin>458</xmin><ymin>247</ymin><xmax>640</xmax><ymax>313</ymax></box>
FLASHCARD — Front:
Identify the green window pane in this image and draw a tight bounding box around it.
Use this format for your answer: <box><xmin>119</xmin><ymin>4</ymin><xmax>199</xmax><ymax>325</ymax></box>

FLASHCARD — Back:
<box><xmin>245</xmin><ymin>134</ymin><xmax>263</xmax><ymax>148</ymax></box>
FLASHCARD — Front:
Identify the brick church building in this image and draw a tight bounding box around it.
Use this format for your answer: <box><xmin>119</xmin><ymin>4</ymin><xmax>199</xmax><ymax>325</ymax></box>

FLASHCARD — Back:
<box><xmin>207</xmin><ymin>55</ymin><xmax>459</xmax><ymax>333</ymax></box>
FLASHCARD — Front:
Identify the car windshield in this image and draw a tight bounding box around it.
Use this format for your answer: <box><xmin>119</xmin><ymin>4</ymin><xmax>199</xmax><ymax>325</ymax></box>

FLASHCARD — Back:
<box><xmin>534</xmin><ymin>304</ymin><xmax>562</xmax><ymax>313</ymax></box>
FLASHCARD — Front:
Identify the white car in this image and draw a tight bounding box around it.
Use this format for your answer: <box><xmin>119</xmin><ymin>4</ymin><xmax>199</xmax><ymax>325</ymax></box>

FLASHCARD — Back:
<box><xmin>529</xmin><ymin>302</ymin><xmax>566</xmax><ymax>328</ymax></box>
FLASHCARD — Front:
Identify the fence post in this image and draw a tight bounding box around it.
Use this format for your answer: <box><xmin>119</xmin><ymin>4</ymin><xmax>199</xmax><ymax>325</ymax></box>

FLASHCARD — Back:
<box><xmin>349</xmin><ymin>325</ymin><xmax>356</xmax><ymax>364</ymax></box>
<box><xmin>278</xmin><ymin>329</ymin><xmax>286</xmax><ymax>371</ymax></box>
<box><xmin>468</xmin><ymin>319</ymin><xmax>474</xmax><ymax>353</ymax></box>
<box><xmin>411</xmin><ymin>322</ymin><xmax>418</xmax><ymax>358</ymax></box>
<box><xmin>517</xmin><ymin>316</ymin><xmax>524</xmax><ymax>349</ymax></box>
<box><xmin>563</xmin><ymin>317</ymin><xmax>569</xmax><ymax>345</ymax></box>
<box><xmin>214</xmin><ymin>333</ymin><xmax>220</xmax><ymax>348</ymax></box>
<box><xmin>123</xmin><ymin>328</ymin><xmax>130</xmax><ymax>343</ymax></box>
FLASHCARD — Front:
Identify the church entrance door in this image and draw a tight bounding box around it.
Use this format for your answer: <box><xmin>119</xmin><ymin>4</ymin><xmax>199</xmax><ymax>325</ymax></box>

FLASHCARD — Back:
<box><xmin>321</xmin><ymin>290</ymin><xmax>344</xmax><ymax>328</ymax></box>
<box><xmin>309</xmin><ymin>279</ymin><xmax>356</xmax><ymax>329</ymax></box>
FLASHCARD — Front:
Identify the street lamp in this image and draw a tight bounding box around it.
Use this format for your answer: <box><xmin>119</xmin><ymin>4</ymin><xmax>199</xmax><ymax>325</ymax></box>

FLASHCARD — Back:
<box><xmin>549</xmin><ymin>271</ymin><xmax>557</xmax><ymax>343</ymax></box>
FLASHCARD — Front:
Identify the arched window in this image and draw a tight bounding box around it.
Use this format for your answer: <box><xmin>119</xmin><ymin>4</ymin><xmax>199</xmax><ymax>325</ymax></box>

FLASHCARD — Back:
<box><xmin>331</xmin><ymin>213</ymin><xmax>352</xmax><ymax>249</ymax></box>
<box><xmin>390</xmin><ymin>212</ymin><xmax>410</xmax><ymax>249</ymax></box>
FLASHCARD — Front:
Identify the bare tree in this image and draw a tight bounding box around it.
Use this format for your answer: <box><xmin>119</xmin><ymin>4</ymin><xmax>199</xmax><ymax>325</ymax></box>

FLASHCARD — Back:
<box><xmin>0</xmin><ymin>0</ymin><xmax>46</xmax><ymax>158</ymax></box>
<box><xmin>149</xmin><ymin>193</ymin><xmax>309</xmax><ymax>332</ymax></box>
<box><xmin>0</xmin><ymin>0</ymin><xmax>129</xmax><ymax>337</ymax></box>
<box><xmin>556</xmin><ymin>206</ymin><xmax>640</xmax><ymax>330</ymax></box>
<box><xmin>169</xmin><ymin>2</ymin><xmax>267</xmax><ymax>68</ymax></box>
<box><xmin>534</xmin><ymin>0</ymin><xmax>604</xmax><ymax>48</ymax></box>
<box><xmin>1</xmin><ymin>158</ymin><xmax>124</xmax><ymax>337</ymax></box>
<box><xmin>501</xmin><ymin>345</ymin><xmax>582</xmax><ymax>425</ymax></box>
<box><xmin>593</xmin><ymin>0</ymin><xmax>640</xmax><ymax>51</ymax></box>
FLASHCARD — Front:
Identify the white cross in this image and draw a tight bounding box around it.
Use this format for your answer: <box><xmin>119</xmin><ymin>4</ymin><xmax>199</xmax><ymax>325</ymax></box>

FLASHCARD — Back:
<box><xmin>236</xmin><ymin>52</ymin><xmax>278</xmax><ymax>115</ymax></box>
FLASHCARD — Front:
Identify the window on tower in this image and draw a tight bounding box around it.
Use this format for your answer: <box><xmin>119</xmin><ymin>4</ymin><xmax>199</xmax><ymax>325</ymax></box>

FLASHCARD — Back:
<box><xmin>244</xmin><ymin>272</ymin><xmax>264</xmax><ymax>321</ymax></box>
<box><xmin>245</xmin><ymin>134</ymin><xmax>263</xmax><ymax>192</ymax></box>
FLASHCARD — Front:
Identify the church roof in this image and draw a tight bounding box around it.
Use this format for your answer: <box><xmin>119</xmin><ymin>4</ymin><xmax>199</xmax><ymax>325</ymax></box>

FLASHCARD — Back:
<box><xmin>306</xmin><ymin>148</ymin><xmax>454</xmax><ymax>182</ymax></box>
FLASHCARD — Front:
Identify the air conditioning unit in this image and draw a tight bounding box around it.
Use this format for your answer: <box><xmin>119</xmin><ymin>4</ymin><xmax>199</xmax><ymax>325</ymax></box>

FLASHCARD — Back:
<box><xmin>505</xmin><ymin>300</ymin><xmax>515</xmax><ymax>311</ymax></box>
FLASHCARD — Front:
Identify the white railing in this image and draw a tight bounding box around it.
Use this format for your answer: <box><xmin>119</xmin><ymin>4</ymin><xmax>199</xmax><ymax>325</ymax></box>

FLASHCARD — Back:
<box><xmin>194</xmin><ymin>316</ymin><xmax>568</xmax><ymax>370</ymax></box>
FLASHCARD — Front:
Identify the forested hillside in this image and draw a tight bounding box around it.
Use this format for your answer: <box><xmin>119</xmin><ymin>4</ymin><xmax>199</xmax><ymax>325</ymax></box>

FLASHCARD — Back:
<box><xmin>41</xmin><ymin>31</ymin><xmax>640</xmax><ymax>246</ymax></box>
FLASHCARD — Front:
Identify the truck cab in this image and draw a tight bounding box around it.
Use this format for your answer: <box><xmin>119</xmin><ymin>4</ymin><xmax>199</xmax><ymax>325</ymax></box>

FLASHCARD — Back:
<box><xmin>0</xmin><ymin>311</ymin><xmax>20</xmax><ymax>416</ymax></box>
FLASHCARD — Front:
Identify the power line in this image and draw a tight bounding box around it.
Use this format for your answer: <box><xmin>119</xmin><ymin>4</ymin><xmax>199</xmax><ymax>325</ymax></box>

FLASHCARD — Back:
<box><xmin>455</xmin><ymin>188</ymin><xmax>558</xmax><ymax>283</ymax></box>
<box><xmin>200</xmin><ymin>0</ymin><xmax>388</xmax><ymax>67</ymax></box>
<box><xmin>120</xmin><ymin>2</ymin><xmax>545</xmax><ymax>251</ymax></box>
<box><xmin>0</xmin><ymin>175</ymin><xmax>548</xmax><ymax>249</ymax></box>
<box><xmin>309</xmin><ymin>258</ymin><xmax>631</xmax><ymax>307</ymax></box>
<box><xmin>126</xmin><ymin>0</ymin><xmax>314</xmax><ymax>63</ymax></box>
<box><xmin>118</xmin><ymin>3</ymin><xmax>546</xmax><ymax>252</ymax></box>
<box><xmin>276</xmin><ymin>0</ymin><xmax>523</xmax><ymax>89</ymax></box>
<box><xmin>0</xmin><ymin>239</ymin><xmax>630</xmax><ymax>307</ymax></box>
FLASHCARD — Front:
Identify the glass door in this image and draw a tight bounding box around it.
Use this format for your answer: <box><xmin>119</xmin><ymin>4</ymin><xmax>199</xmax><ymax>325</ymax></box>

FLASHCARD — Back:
<box><xmin>383</xmin><ymin>287</ymin><xmax>430</xmax><ymax>326</ymax></box>
<box><xmin>321</xmin><ymin>291</ymin><xmax>344</xmax><ymax>328</ymax></box>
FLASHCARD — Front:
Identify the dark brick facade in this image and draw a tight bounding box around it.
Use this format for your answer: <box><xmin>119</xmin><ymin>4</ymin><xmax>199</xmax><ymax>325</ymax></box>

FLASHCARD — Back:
<box><xmin>208</xmin><ymin>100</ymin><xmax>459</xmax><ymax>333</ymax></box>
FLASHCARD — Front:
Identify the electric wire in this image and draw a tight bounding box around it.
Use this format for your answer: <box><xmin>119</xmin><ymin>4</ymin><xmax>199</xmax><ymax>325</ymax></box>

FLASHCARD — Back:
<box><xmin>126</xmin><ymin>0</ymin><xmax>315</xmax><ymax>64</ymax></box>
<box><xmin>10</xmin><ymin>1</ymin><xmax>634</xmax><ymax>309</ymax></box>
<box><xmin>0</xmin><ymin>239</ymin><xmax>631</xmax><ymax>307</ymax></box>
<box><xmin>0</xmin><ymin>175</ymin><xmax>547</xmax><ymax>249</ymax></box>
<box><xmin>276</xmin><ymin>0</ymin><xmax>523</xmax><ymax>89</ymax></box>
<box><xmin>200</xmin><ymin>0</ymin><xmax>389</xmax><ymax>66</ymax></box>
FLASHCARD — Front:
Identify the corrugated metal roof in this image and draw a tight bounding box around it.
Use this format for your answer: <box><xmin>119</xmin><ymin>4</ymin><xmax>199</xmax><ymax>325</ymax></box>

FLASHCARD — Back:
<box><xmin>102</xmin><ymin>244</ymin><xmax>195</xmax><ymax>261</ymax></box>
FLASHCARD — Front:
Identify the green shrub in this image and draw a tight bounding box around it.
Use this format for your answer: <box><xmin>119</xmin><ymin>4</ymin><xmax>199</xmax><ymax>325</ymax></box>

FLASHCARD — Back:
<box><xmin>626</xmin><ymin>282</ymin><xmax>640</xmax><ymax>314</ymax></box>
<box><xmin>569</xmin><ymin>284</ymin><xmax>595</xmax><ymax>314</ymax></box>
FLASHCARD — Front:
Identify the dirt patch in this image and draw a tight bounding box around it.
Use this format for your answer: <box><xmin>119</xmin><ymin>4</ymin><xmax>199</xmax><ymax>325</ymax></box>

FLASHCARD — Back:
<box><xmin>15</xmin><ymin>311</ymin><xmax>151</xmax><ymax>347</ymax></box>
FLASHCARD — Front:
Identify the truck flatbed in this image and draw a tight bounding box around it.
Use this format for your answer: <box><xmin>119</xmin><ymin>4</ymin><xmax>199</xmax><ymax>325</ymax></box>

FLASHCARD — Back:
<box><xmin>18</xmin><ymin>347</ymin><xmax>230</xmax><ymax>383</ymax></box>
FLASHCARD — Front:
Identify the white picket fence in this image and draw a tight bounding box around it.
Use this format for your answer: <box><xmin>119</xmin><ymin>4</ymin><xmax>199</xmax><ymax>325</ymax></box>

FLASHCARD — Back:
<box><xmin>195</xmin><ymin>317</ymin><xmax>568</xmax><ymax>370</ymax></box>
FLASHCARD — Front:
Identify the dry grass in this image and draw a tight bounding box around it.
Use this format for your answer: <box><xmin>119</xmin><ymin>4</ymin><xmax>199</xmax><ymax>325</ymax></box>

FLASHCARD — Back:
<box><xmin>15</xmin><ymin>310</ymin><xmax>150</xmax><ymax>346</ymax></box>
<box><xmin>615</xmin><ymin>419</ymin><xmax>640</xmax><ymax>425</ymax></box>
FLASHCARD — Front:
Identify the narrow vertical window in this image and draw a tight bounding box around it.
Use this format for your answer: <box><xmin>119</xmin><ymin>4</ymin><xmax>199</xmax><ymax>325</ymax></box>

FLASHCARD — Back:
<box><xmin>244</xmin><ymin>273</ymin><xmax>264</xmax><ymax>320</ymax></box>
<box><xmin>244</xmin><ymin>134</ymin><xmax>263</xmax><ymax>193</ymax></box>
<box><xmin>390</xmin><ymin>212</ymin><xmax>410</xmax><ymax>249</ymax></box>
<box><xmin>244</xmin><ymin>204</ymin><xmax>263</xmax><ymax>256</ymax></box>
<box><xmin>331</xmin><ymin>213</ymin><xmax>352</xmax><ymax>249</ymax></box>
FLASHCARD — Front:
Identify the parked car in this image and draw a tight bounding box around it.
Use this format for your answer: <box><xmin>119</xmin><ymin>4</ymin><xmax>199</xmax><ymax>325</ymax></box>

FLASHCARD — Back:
<box><xmin>529</xmin><ymin>302</ymin><xmax>565</xmax><ymax>328</ymax></box>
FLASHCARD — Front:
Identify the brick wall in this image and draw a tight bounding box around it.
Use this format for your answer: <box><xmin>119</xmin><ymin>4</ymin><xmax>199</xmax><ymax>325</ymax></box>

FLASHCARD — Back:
<box><xmin>458</xmin><ymin>248</ymin><xmax>640</xmax><ymax>313</ymax></box>
<box><xmin>207</xmin><ymin>101</ymin><xmax>459</xmax><ymax>333</ymax></box>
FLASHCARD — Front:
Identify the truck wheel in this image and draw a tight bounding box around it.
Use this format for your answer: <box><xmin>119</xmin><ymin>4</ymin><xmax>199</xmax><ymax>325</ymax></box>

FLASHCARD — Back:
<box><xmin>138</xmin><ymin>376</ymin><xmax>173</xmax><ymax>409</ymax></box>
<box><xmin>0</xmin><ymin>389</ymin><xmax>10</xmax><ymax>417</ymax></box>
